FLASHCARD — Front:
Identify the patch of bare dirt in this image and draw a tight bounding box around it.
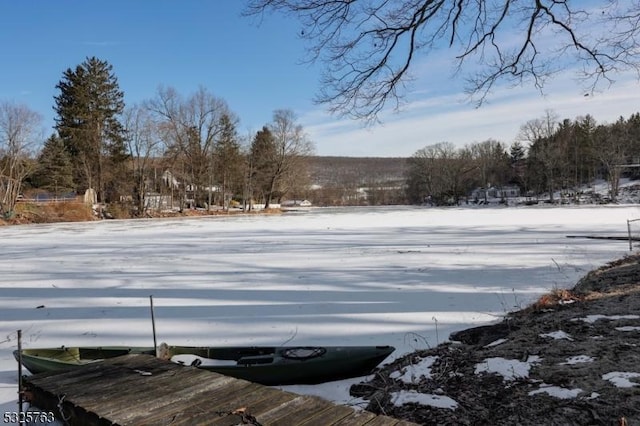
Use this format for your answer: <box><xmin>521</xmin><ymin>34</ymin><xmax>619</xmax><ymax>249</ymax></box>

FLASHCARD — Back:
<box><xmin>353</xmin><ymin>254</ymin><xmax>640</xmax><ymax>425</ymax></box>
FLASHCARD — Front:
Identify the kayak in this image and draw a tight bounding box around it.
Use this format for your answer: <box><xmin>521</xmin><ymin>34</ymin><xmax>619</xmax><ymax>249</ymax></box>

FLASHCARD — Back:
<box><xmin>14</xmin><ymin>344</ymin><xmax>394</xmax><ymax>385</ymax></box>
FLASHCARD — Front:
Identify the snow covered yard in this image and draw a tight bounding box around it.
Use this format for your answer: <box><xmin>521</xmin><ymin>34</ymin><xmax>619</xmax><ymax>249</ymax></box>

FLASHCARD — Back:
<box><xmin>0</xmin><ymin>205</ymin><xmax>637</xmax><ymax>420</ymax></box>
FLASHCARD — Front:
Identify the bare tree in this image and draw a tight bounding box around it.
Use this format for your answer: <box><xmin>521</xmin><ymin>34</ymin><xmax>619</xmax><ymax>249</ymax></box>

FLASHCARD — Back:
<box><xmin>245</xmin><ymin>1</ymin><xmax>640</xmax><ymax>121</ymax></box>
<box><xmin>0</xmin><ymin>101</ymin><xmax>42</xmax><ymax>217</ymax></box>
<box><xmin>594</xmin><ymin>118</ymin><xmax>631</xmax><ymax>202</ymax></box>
<box><xmin>469</xmin><ymin>139</ymin><xmax>510</xmax><ymax>202</ymax></box>
<box><xmin>519</xmin><ymin>110</ymin><xmax>562</xmax><ymax>201</ymax></box>
<box><xmin>146</xmin><ymin>86</ymin><xmax>231</xmax><ymax>209</ymax></box>
<box><xmin>264</xmin><ymin>109</ymin><xmax>314</xmax><ymax>208</ymax></box>
<box><xmin>123</xmin><ymin>104</ymin><xmax>163</xmax><ymax>215</ymax></box>
<box><xmin>406</xmin><ymin>142</ymin><xmax>473</xmax><ymax>205</ymax></box>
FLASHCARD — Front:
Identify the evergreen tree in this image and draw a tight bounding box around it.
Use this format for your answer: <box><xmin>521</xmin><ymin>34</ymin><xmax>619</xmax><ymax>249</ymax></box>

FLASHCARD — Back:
<box><xmin>510</xmin><ymin>141</ymin><xmax>526</xmax><ymax>164</ymax></box>
<box><xmin>213</xmin><ymin>113</ymin><xmax>242</xmax><ymax>210</ymax></box>
<box><xmin>625</xmin><ymin>113</ymin><xmax>640</xmax><ymax>179</ymax></box>
<box><xmin>249</xmin><ymin>126</ymin><xmax>277</xmax><ymax>207</ymax></box>
<box><xmin>508</xmin><ymin>141</ymin><xmax>527</xmax><ymax>191</ymax></box>
<box><xmin>54</xmin><ymin>56</ymin><xmax>127</xmax><ymax>202</ymax></box>
<box><xmin>32</xmin><ymin>134</ymin><xmax>74</xmax><ymax>195</ymax></box>
<box><xmin>573</xmin><ymin>115</ymin><xmax>598</xmax><ymax>186</ymax></box>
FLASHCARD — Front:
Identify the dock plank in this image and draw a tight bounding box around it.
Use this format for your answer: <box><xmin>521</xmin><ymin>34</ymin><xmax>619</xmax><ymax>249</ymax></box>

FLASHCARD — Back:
<box><xmin>330</xmin><ymin>410</ymin><xmax>379</xmax><ymax>425</ymax></box>
<box><xmin>131</xmin><ymin>377</ymin><xmax>255</xmax><ymax>425</ymax></box>
<box><xmin>266</xmin><ymin>396</ymin><xmax>335</xmax><ymax>426</ymax></box>
<box><xmin>363</xmin><ymin>415</ymin><xmax>404</xmax><ymax>425</ymax></box>
<box><xmin>251</xmin><ymin>395</ymin><xmax>309</xmax><ymax>424</ymax></box>
<box><xmin>186</xmin><ymin>385</ymin><xmax>284</xmax><ymax>426</ymax></box>
<box><xmin>21</xmin><ymin>354</ymin><xmax>418</xmax><ymax>426</ymax></box>
<box><xmin>207</xmin><ymin>387</ymin><xmax>298</xmax><ymax>425</ymax></box>
<box><xmin>126</xmin><ymin>379</ymin><xmax>266</xmax><ymax>425</ymax></box>
<box><xmin>298</xmin><ymin>403</ymin><xmax>355</xmax><ymax>425</ymax></box>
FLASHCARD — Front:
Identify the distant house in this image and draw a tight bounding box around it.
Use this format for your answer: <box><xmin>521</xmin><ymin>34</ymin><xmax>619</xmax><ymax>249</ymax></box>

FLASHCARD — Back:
<box><xmin>498</xmin><ymin>185</ymin><xmax>521</xmax><ymax>198</ymax></box>
<box><xmin>471</xmin><ymin>185</ymin><xmax>521</xmax><ymax>201</ymax></box>
<box><xmin>144</xmin><ymin>193</ymin><xmax>174</xmax><ymax>210</ymax></box>
<box><xmin>281</xmin><ymin>199</ymin><xmax>312</xmax><ymax>207</ymax></box>
<box><xmin>162</xmin><ymin>170</ymin><xmax>179</xmax><ymax>189</ymax></box>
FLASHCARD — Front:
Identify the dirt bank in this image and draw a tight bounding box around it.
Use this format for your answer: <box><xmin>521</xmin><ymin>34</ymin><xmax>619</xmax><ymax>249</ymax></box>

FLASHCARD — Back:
<box><xmin>353</xmin><ymin>255</ymin><xmax>640</xmax><ymax>425</ymax></box>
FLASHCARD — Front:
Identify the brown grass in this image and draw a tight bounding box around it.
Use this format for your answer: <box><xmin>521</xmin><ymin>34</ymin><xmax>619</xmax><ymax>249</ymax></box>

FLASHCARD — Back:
<box><xmin>10</xmin><ymin>202</ymin><xmax>95</xmax><ymax>224</ymax></box>
<box><xmin>532</xmin><ymin>288</ymin><xmax>583</xmax><ymax>310</ymax></box>
<box><xmin>2</xmin><ymin>202</ymin><xmax>282</xmax><ymax>225</ymax></box>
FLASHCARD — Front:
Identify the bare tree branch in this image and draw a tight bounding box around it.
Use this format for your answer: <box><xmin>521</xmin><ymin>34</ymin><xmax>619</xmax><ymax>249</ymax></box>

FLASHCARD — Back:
<box><xmin>245</xmin><ymin>0</ymin><xmax>640</xmax><ymax>122</ymax></box>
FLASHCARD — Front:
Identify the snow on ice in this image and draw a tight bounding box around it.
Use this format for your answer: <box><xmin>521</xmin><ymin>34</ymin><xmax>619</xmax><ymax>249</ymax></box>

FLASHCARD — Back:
<box><xmin>1</xmin><ymin>205</ymin><xmax>638</xmax><ymax>420</ymax></box>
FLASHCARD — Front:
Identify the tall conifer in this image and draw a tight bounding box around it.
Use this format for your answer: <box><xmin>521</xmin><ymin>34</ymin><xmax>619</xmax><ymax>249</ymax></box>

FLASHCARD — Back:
<box><xmin>54</xmin><ymin>56</ymin><xmax>127</xmax><ymax>202</ymax></box>
<box><xmin>33</xmin><ymin>134</ymin><xmax>75</xmax><ymax>195</ymax></box>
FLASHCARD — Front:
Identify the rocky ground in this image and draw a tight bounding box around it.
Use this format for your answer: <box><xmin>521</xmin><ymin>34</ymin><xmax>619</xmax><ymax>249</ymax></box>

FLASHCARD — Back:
<box><xmin>352</xmin><ymin>255</ymin><xmax>640</xmax><ymax>425</ymax></box>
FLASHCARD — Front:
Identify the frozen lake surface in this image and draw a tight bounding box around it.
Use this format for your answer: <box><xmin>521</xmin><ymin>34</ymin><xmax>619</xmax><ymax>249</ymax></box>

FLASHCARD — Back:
<box><xmin>0</xmin><ymin>205</ymin><xmax>637</xmax><ymax>418</ymax></box>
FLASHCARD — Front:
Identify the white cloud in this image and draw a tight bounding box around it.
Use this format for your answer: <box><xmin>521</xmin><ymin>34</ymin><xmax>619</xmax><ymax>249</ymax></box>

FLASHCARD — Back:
<box><xmin>302</xmin><ymin>71</ymin><xmax>640</xmax><ymax>157</ymax></box>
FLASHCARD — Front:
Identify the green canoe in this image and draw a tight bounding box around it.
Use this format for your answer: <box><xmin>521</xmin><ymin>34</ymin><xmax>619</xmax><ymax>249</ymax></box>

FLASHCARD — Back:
<box><xmin>14</xmin><ymin>344</ymin><xmax>394</xmax><ymax>385</ymax></box>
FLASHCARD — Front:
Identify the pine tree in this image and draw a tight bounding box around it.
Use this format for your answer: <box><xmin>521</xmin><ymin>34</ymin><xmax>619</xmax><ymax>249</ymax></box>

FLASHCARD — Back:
<box><xmin>510</xmin><ymin>141</ymin><xmax>526</xmax><ymax>164</ymax></box>
<box><xmin>249</xmin><ymin>126</ymin><xmax>277</xmax><ymax>207</ymax></box>
<box><xmin>54</xmin><ymin>56</ymin><xmax>127</xmax><ymax>202</ymax></box>
<box><xmin>213</xmin><ymin>113</ymin><xmax>242</xmax><ymax>210</ymax></box>
<box><xmin>33</xmin><ymin>134</ymin><xmax>75</xmax><ymax>196</ymax></box>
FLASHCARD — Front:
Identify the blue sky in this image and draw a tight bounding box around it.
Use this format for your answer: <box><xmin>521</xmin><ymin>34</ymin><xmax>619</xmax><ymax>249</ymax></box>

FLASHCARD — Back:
<box><xmin>1</xmin><ymin>1</ymin><xmax>639</xmax><ymax>157</ymax></box>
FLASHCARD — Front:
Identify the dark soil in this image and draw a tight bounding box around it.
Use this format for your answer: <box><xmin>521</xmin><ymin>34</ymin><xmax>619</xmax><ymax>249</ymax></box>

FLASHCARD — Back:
<box><xmin>352</xmin><ymin>254</ymin><xmax>640</xmax><ymax>425</ymax></box>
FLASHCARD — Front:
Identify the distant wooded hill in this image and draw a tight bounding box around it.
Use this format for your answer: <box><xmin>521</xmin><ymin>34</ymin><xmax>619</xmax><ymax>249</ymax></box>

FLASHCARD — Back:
<box><xmin>306</xmin><ymin>156</ymin><xmax>409</xmax><ymax>187</ymax></box>
<box><xmin>299</xmin><ymin>157</ymin><xmax>409</xmax><ymax>206</ymax></box>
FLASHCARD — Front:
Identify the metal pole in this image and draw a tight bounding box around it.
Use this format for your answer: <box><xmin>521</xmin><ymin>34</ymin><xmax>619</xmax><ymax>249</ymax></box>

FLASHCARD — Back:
<box><xmin>17</xmin><ymin>329</ymin><xmax>23</xmax><ymax>420</ymax></box>
<box><xmin>149</xmin><ymin>296</ymin><xmax>158</xmax><ymax>354</ymax></box>
<box><xmin>628</xmin><ymin>220</ymin><xmax>633</xmax><ymax>252</ymax></box>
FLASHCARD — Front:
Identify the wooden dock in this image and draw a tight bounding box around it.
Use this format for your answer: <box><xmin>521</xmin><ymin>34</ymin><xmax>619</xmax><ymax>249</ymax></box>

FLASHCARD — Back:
<box><xmin>22</xmin><ymin>354</ymin><xmax>418</xmax><ymax>426</ymax></box>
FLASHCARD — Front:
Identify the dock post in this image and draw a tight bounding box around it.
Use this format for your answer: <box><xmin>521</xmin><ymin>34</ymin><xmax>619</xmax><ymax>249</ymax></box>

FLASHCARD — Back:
<box><xmin>17</xmin><ymin>329</ymin><xmax>23</xmax><ymax>422</ymax></box>
<box><xmin>150</xmin><ymin>295</ymin><xmax>158</xmax><ymax>354</ymax></box>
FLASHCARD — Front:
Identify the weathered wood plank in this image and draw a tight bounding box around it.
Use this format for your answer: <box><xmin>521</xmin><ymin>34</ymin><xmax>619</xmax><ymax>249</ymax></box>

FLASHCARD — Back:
<box><xmin>205</xmin><ymin>384</ymin><xmax>293</xmax><ymax>426</ymax></box>
<box><xmin>298</xmin><ymin>403</ymin><xmax>355</xmax><ymax>425</ymax></box>
<box><xmin>27</xmin><ymin>364</ymin><xmax>125</xmax><ymax>390</ymax></box>
<box><xmin>122</xmin><ymin>373</ymin><xmax>255</xmax><ymax>425</ymax></box>
<box><xmin>330</xmin><ymin>410</ymin><xmax>378</xmax><ymax>426</ymax></box>
<box><xmin>131</xmin><ymin>377</ymin><xmax>256</xmax><ymax>425</ymax></box>
<box><xmin>251</xmin><ymin>395</ymin><xmax>308</xmax><ymax>424</ymax></box>
<box><xmin>363</xmin><ymin>414</ymin><xmax>402</xmax><ymax>425</ymax></box>
<box><xmin>67</xmin><ymin>368</ymin><xmax>187</xmax><ymax>412</ymax></box>
<box><xmin>106</xmin><ymin>375</ymin><xmax>245</xmax><ymax>424</ymax></box>
<box><xmin>266</xmin><ymin>396</ymin><xmax>334</xmax><ymax>426</ymax></box>
<box><xmin>21</xmin><ymin>355</ymin><xmax>420</xmax><ymax>426</ymax></box>
<box><xmin>206</xmin><ymin>386</ymin><xmax>299</xmax><ymax>426</ymax></box>
<box><xmin>88</xmin><ymin>369</ymin><xmax>211</xmax><ymax>419</ymax></box>
<box><xmin>181</xmin><ymin>389</ymin><xmax>273</xmax><ymax>425</ymax></box>
<box><xmin>172</xmin><ymin>386</ymin><xmax>278</xmax><ymax>426</ymax></box>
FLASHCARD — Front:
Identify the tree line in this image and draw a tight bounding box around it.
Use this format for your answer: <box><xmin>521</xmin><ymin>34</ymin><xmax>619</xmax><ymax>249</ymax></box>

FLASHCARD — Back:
<box><xmin>405</xmin><ymin>110</ymin><xmax>640</xmax><ymax>205</ymax></box>
<box><xmin>3</xmin><ymin>57</ymin><xmax>640</xmax><ymax>215</ymax></box>
<box><xmin>0</xmin><ymin>57</ymin><xmax>314</xmax><ymax>217</ymax></box>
